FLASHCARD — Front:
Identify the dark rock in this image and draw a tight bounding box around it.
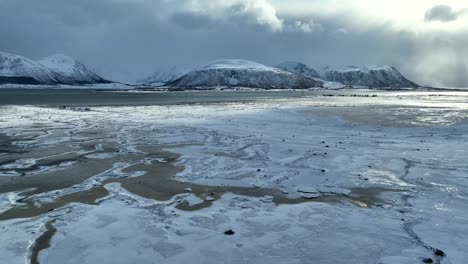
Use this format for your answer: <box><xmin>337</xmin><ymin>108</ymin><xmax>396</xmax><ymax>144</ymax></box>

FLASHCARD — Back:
<box><xmin>224</xmin><ymin>230</ymin><xmax>235</xmax><ymax>235</ymax></box>
<box><xmin>422</xmin><ymin>258</ymin><xmax>433</xmax><ymax>263</ymax></box>
<box><xmin>434</xmin><ymin>249</ymin><xmax>445</xmax><ymax>257</ymax></box>
<box><xmin>47</xmin><ymin>208</ymin><xmax>55</xmax><ymax>212</ymax></box>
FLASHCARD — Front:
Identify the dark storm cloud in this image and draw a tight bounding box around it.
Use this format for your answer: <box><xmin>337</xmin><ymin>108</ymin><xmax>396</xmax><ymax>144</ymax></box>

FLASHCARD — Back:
<box><xmin>171</xmin><ymin>12</ymin><xmax>218</xmax><ymax>30</ymax></box>
<box><xmin>425</xmin><ymin>5</ymin><xmax>467</xmax><ymax>22</ymax></box>
<box><xmin>0</xmin><ymin>0</ymin><xmax>467</xmax><ymax>87</ymax></box>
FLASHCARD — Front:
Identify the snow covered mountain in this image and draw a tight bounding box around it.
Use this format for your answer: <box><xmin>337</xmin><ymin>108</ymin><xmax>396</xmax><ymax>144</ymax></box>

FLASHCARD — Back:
<box><xmin>38</xmin><ymin>54</ymin><xmax>110</xmax><ymax>84</ymax></box>
<box><xmin>0</xmin><ymin>51</ymin><xmax>110</xmax><ymax>85</ymax></box>
<box><xmin>0</xmin><ymin>52</ymin><xmax>65</xmax><ymax>84</ymax></box>
<box><xmin>168</xmin><ymin>59</ymin><xmax>323</xmax><ymax>89</ymax></box>
<box><xmin>321</xmin><ymin>66</ymin><xmax>419</xmax><ymax>88</ymax></box>
<box><xmin>139</xmin><ymin>66</ymin><xmax>190</xmax><ymax>86</ymax></box>
<box><xmin>275</xmin><ymin>61</ymin><xmax>320</xmax><ymax>78</ymax></box>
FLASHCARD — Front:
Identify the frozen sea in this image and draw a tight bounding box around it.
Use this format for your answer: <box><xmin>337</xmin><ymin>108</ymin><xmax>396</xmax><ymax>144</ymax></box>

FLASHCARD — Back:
<box><xmin>0</xmin><ymin>89</ymin><xmax>467</xmax><ymax>264</ymax></box>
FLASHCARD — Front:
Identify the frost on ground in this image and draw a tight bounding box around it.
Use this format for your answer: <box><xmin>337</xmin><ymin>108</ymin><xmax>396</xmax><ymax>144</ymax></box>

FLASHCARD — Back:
<box><xmin>0</xmin><ymin>91</ymin><xmax>467</xmax><ymax>264</ymax></box>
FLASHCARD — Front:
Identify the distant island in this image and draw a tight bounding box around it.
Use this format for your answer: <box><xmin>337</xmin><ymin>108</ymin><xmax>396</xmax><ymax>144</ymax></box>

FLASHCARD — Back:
<box><xmin>1</xmin><ymin>51</ymin><xmax>419</xmax><ymax>90</ymax></box>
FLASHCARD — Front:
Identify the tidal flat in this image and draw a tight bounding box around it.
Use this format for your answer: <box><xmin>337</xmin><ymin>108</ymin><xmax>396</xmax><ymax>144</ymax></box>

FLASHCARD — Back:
<box><xmin>0</xmin><ymin>90</ymin><xmax>467</xmax><ymax>264</ymax></box>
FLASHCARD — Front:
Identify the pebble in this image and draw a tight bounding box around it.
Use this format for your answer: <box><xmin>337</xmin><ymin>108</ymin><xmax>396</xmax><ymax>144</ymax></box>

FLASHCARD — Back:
<box><xmin>224</xmin><ymin>230</ymin><xmax>235</xmax><ymax>235</ymax></box>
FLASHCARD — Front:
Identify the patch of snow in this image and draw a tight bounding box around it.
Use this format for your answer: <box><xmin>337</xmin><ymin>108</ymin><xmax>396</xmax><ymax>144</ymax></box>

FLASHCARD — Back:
<box><xmin>275</xmin><ymin>61</ymin><xmax>320</xmax><ymax>78</ymax></box>
<box><xmin>203</xmin><ymin>59</ymin><xmax>281</xmax><ymax>72</ymax></box>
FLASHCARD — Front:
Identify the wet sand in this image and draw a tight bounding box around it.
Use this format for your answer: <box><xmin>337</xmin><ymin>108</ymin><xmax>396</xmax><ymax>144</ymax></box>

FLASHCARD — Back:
<box><xmin>0</xmin><ymin>145</ymin><xmax>398</xmax><ymax>221</ymax></box>
<box><xmin>29</xmin><ymin>221</ymin><xmax>57</xmax><ymax>264</ymax></box>
<box><xmin>0</xmin><ymin>101</ymin><xmax>421</xmax><ymax>264</ymax></box>
<box><xmin>0</xmin><ymin>143</ymin><xmax>130</xmax><ymax>196</ymax></box>
<box><xmin>0</xmin><ymin>187</ymin><xmax>108</xmax><ymax>221</ymax></box>
<box><xmin>1</xmin><ymin>91</ymin><xmax>467</xmax><ymax>264</ymax></box>
<box><xmin>117</xmin><ymin>160</ymin><xmax>395</xmax><ymax>211</ymax></box>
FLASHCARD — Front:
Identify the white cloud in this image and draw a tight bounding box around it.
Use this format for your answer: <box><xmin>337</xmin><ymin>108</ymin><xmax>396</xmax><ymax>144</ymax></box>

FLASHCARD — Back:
<box><xmin>293</xmin><ymin>19</ymin><xmax>323</xmax><ymax>33</ymax></box>
<box><xmin>241</xmin><ymin>0</ymin><xmax>284</xmax><ymax>31</ymax></box>
<box><xmin>177</xmin><ymin>0</ymin><xmax>284</xmax><ymax>31</ymax></box>
<box><xmin>271</xmin><ymin>0</ymin><xmax>468</xmax><ymax>32</ymax></box>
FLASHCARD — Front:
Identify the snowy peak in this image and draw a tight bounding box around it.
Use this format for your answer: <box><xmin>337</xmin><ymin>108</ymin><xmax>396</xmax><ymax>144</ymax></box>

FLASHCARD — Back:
<box><xmin>168</xmin><ymin>59</ymin><xmax>323</xmax><ymax>89</ymax></box>
<box><xmin>322</xmin><ymin>65</ymin><xmax>395</xmax><ymax>74</ymax></box>
<box><xmin>39</xmin><ymin>54</ymin><xmax>110</xmax><ymax>84</ymax></box>
<box><xmin>203</xmin><ymin>59</ymin><xmax>281</xmax><ymax>72</ymax></box>
<box><xmin>0</xmin><ymin>51</ymin><xmax>111</xmax><ymax>85</ymax></box>
<box><xmin>39</xmin><ymin>54</ymin><xmax>76</xmax><ymax>73</ymax></box>
<box><xmin>0</xmin><ymin>51</ymin><xmax>63</xmax><ymax>84</ymax></box>
<box><xmin>275</xmin><ymin>61</ymin><xmax>320</xmax><ymax>78</ymax></box>
<box><xmin>321</xmin><ymin>65</ymin><xmax>419</xmax><ymax>88</ymax></box>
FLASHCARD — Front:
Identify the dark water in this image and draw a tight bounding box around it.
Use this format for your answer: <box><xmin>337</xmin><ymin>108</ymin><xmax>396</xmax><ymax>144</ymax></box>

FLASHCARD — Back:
<box><xmin>0</xmin><ymin>89</ymin><xmax>316</xmax><ymax>106</ymax></box>
<box><xmin>2</xmin><ymin>88</ymin><xmax>468</xmax><ymax>108</ymax></box>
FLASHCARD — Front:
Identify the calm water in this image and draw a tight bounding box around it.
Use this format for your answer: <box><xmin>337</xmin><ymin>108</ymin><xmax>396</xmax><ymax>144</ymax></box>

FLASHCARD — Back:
<box><xmin>0</xmin><ymin>89</ymin><xmax>317</xmax><ymax>106</ymax></box>
<box><xmin>1</xmin><ymin>88</ymin><xmax>468</xmax><ymax>107</ymax></box>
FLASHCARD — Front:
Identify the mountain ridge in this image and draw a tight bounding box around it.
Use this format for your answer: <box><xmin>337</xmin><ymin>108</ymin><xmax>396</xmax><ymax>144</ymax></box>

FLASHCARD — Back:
<box><xmin>275</xmin><ymin>61</ymin><xmax>320</xmax><ymax>78</ymax></box>
<box><xmin>167</xmin><ymin>59</ymin><xmax>323</xmax><ymax>89</ymax></box>
<box><xmin>0</xmin><ymin>51</ymin><xmax>111</xmax><ymax>85</ymax></box>
<box><xmin>320</xmin><ymin>65</ymin><xmax>419</xmax><ymax>88</ymax></box>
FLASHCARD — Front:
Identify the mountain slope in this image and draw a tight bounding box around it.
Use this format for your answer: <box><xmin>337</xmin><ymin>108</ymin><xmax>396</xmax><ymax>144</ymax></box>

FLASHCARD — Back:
<box><xmin>1</xmin><ymin>51</ymin><xmax>111</xmax><ymax>85</ymax></box>
<box><xmin>168</xmin><ymin>59</ymin><xmax>323</xmax><ymax>89</ymax></box>
<box><xmin>321</xmin><ymin>66</ymin><xmax>419</xmax><ymax>88</ymax></box>
<box><xmin>38</xmin><ymin>54</ymin><xmax>110</xmax><ymax>84</ymax></box>
<box><xmin>275</xmin><ymin>61</ymin><xmax>320</xmax><ymax>78</ymax></box>
<box><xmin>0</xmin><ymin>52</ymin><xmax>64</xmax><ymax>84</ymax></box>
<box><xmin>139</xmin><ymin>66</ymin><xmax>190</xmax><ymax>86</ymax></box>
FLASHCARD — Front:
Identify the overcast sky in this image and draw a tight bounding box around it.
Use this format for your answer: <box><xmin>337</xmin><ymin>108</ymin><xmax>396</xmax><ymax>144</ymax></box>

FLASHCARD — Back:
<box><xmin>1</xmin><ymin>0</ymin><xmax>467</xmax><ymax>87</ymax></box>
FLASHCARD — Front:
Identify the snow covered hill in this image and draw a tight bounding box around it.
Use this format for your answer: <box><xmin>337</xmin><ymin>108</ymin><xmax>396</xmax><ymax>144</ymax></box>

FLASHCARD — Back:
<box><xmin>168</xmin><ymin>59</ymin><xmax>323</xmax><ymax>89</ymax></box>
<box><xmin>275</xmin><ymin>61</ymin><xmax>320</xmax><ymax>78</ymax></box>
<box><xmin>139</xmin><ymin>66</ymin><xmax>190</xmax><ymax>86</ymax></box>
<box><xmin>38</xmin><ymin>54</ymin><xmax>110</xmax><ymax>84</ymax></box>
<box><xmin>321</xmin><ymin>66</ymin><xmax>419</xmax><ymax>88</ymax></box>
<box><xmin>0</xmin><ymin>51</ymin><xmax>111</xmax><ymax>85</ymax></box>
<box><xmin>0</xmin><ymin>52</ymin><xmax>64</xmax><ymax>84</ymax></box>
